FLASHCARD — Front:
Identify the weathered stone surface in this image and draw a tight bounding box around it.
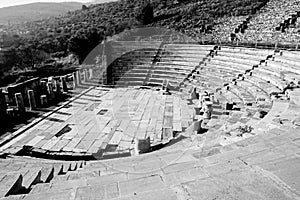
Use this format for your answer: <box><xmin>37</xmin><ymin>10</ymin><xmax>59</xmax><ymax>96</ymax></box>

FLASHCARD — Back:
<box><xmin>27</xmin><ymin>90</ymin><xmax>36</xmax><ymax>110</ymax></box>
<box><xmin>30</xmin><ymin>183</ymin><xmax>51</xmax><ymax>194</ymax></box>
<box><xmin>0</xmin><ymin>89</ymin><xmax>7</xmax><ymax>118</ymax></box>
<box><xmin>15</xmin><ymin>93</ymin><xmax>25</xmax><ymax>114</ymax></box>
<box><xmin>1</xmin><ymin>47</ymin><xmax>300</xmax><ymax>200</ymax></box>
<box><xmin>0</xmin><ymin>174</ymin><xmax>22</xmax><ymax>198</ymax></box>
<box><xmin>22</xmin><ymin>168</ymin><xmax>41</xmax><ymax>188</ymax></box>
<box><xmin>292</xmin><ymin>117</ymin><xmax>300</xmax><ymax>127</ymax></box>
<box><xmin>119</xmin><ymin>188</ymin><xmax>177</xmax><ymax>200</ymax></box>
<box><xmin>163</xmin><ymin>166</ymin><xmax>208</xmax><ymax>186</ymax></box>
<box><xmin>49</xmin><ymin>179</ymin><xmax>87</xmax><ymax>192</ymax></box>
<box><xmin>72</xmin><ymin>72</ymin><xmax>78</xmax><ymax>89</ymax></box>
<box><xmin>46</xmin><ymin>82</ymin><xmax>55</xmax><ymax>101</ymax></box>
<box><xmin>23</xmin><ymin>189</ymin><xmax>75</xmax><ymax>200</ymax></box>
<box><xmin>119</xmin><ymin>175</ymin><xmax>164</xmax><ymax>196</ymax></box>
<box><xmin>2</xmin><ymin>88</ymin><xmax>194</xmax><ymax>159</ymax></box>
<box><xmin>86</xmin><ymin>172</ymin><xmax>127</xmax><ymax>186</ymax></box>
<box><xmin>60</xmin><ymin>76</ymin><xmax>68</xmax><ymax>93</ymax></box>
<box><xmin>40</xmin><ymin>95</ymin><xmax>47</xmax><ymax>107</ymax></box>
<box><xmin>74</xmin><ymin>186</ymin><xmax>93</xmax><ymax>200</ymax></box>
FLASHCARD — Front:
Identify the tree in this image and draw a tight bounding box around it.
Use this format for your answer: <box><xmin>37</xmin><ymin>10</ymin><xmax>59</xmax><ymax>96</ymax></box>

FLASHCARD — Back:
<box><xmin>82</xmin><ymin>5</ymin><xmax>88</xmax><ymax>10</ymax></box>
<box><xmin>17</xmin><ymin>42</ymin><xmax>48</xmax><ymax>69</ymax></box>
<box><xmin>136</xmin><ymin>2</ymin><xmax>154</xmax><ymax>25</ymax></box>
<box><xmin>68</xmin><ymin>28</ymin><xmax>104</xmax><ymax>63</ymax></box>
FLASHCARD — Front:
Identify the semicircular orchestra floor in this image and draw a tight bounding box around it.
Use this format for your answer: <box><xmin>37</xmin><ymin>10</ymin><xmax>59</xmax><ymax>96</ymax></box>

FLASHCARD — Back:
<box><xmin>1</xmin><ymin>87</ymin><xmax>195</xmax><ymax>160</ymax></box>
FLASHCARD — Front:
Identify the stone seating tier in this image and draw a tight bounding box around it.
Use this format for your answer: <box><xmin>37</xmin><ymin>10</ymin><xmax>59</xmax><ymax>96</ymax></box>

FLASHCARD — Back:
<box><xmin>7</xmin><ymin>98</ymin><xmax>299</xmax><ymax>199</ymax></box>
<box><xmin>1</xmin><ymin>45</ymin><xmax>300</xmax><ymax>200</ymax></box>
<box><xmin>0</xmin><ymin>156</ymin><xmax>85</xmax><ymax>198</ymax></box>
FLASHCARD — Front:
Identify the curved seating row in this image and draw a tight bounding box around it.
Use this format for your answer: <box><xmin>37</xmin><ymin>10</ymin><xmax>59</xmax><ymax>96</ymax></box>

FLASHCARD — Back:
<box><xmin>0</xmin><ymin>155</ymin><xmax>85</xmax><ymax>198</ymax></box>
<box><xmin>179</xmin><ymin>46</ymin><xmax>289</xmax><ymax>132</ymax></box>
<box><xmin>1</xmin><ymin>44</ymin><xmax>300</xmax><ymax>200</ymax></box>
<box><xmin>108</xmin><ymin>42</ymin><xmax>215</xmax><ymax>87</ymax></box>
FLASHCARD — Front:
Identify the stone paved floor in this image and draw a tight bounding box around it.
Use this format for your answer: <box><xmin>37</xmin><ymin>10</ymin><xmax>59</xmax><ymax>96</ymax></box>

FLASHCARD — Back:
<box><xmin>0</xmin><ymin>87</ymin><xmax>194</xmax><ymax>158</ymax></box>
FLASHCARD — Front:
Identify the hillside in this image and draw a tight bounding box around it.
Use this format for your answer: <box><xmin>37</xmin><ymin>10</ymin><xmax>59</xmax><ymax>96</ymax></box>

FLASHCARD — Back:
<box><xmin>0</xmin><ymin>2</ymin><xmax>84</xmax><ymax>25</ymax></box>
<box><xmin>89</xmin><ymin>0</ymin><xmax>119</xmax><ymax>4</ymax></box>
<box><xmin>0</xmin><ymin>0</ymin><xmax>270</xmax><ymax>86</ymax></box>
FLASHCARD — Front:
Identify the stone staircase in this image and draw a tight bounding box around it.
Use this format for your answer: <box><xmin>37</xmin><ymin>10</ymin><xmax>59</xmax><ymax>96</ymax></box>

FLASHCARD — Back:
<box><xmin>0</xmin><ymin>156</ymin><xmax>86</xmax><ymax>199</ymax></box>
<box><xmin>0</xmin><ymin>45</ymin><xmax>300</xmax><ymax>200</ymax></box>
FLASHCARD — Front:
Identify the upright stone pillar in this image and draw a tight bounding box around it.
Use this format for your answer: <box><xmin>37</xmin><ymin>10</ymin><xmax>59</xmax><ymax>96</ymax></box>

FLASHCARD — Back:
<box><xmin>47</xmin><ymin>82</ymin><xmax>55</xmax><ymax>101</ymax></box>
<box><xmin>0</xmin><ymin>89</ymin><xmax>7</xmax><ymax>118</ymax></box>
<box><xmin>83</xmin><ymin>69</ymin><xmax>88</xmax><ymax>82</ymax></box>
<box><xmin>27</xmin><ymin>90</ymin><xmax>36</xmax><ymax>110</ymax></box>
<box><xmin>55</xmin><ymin>79</ymin><xmax>61</xmax><ymax>96</ymax></box>
<box><xmin>224</xmin><ymin>102</ymin><xmax>233</xmax><ymax>110</ymax></box>
<box><xmin>203</xmin><ymin>101</ymin><xmax>213</xmax><ymax>119</ymax></box>
<box><xmin>190</xmin><ymin>87</ymin><xmax>198</xmax><ymax>100</ymax></box>
<box><xmin>15</xmin><ymin>93</ymin><xmax>25</xmax><ymax>114</ymax></box>
<box><xmin>40</xmin><ymin>95</ymin><xmax>48</xmax><ymax>107</ymax></box>
<box><xmin>134</xmin><ymin>137</ymin><xmax>150</xmax><ymax>155</ymax></box>
<box><xmin>40</xmin><ymin>80</ymin><xmax>48</xmax><ymax>95</ymax></box>
<box><xmin>61</xmin><ymin>76</ymin><xmax>68</xmax><ymax>93</ymax></box>
<box><xmin>76</xmin><ymin>71</ymin><xmax>81</xmax><ymax>86</ymax></box>
<box><xmin>194</xmin><ymin>118</ymin><xmax>203</xmax><ymax>133</ymax></box>
<box><xmin>198</xmin><ymin>93</ymin><xmax>205</xmax><ymax>109</ymax></box>
<box><xmin>6</xmin><ymin>86</ymin><xmax>15</xmax><ymax>105</ymax></box>
<box><xmin>73</xmin><ymin>72</ymin><xmax>78</xmax><ymax>89</ymax></box>
<box><xmin>89</xmin><ymin>68</ymin><xmax>93</xmax><ymax>80</ymax></box>
<box><xmin>6</xmin><ymin>108</ymin><xmax>15</xmax><ymax>118</ymax></box>
<box><xmin>210</xmin><ymin>94</ymin><xmax>215</xmax><ymax>103</ymax></box>
<box><xmin>162</xmin><ymin>79</ymin><xmax>167</xmax><ymax>90</ymax></box>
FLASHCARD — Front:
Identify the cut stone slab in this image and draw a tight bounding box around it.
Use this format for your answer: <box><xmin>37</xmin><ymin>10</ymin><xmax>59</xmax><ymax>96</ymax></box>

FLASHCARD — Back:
<box><xmin>0</xmin><ymin>174</ymin><xmax>22</xmax><ymax>198</ymax></box>
<box><xmin>86</xmin><ymin>172</ymin><xmax>127</xmax><ymax>186</ymax></box>
<box><xmin>22</xmin><ymin>168</ymin><xmax>41</xmax><ymax>188</ymax></box>
<box><xmin>119</xmin><ymin>175</ymin><xmax>164</xmax><ymax>196</ymax></box>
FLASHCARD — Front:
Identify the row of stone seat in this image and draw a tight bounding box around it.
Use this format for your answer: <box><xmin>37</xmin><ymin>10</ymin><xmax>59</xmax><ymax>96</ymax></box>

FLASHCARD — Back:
<box><xmin>211</xmin><ymin>47</ymin><xmax>298</xmax><ymax>97</ymax></box>
<box><xmin>109</xmin><ymin>47</ymin><xmax>155</xmax><ymax>86</ymax></box>
<box><xmin>113</xmin><ymin>44</ymin><xmax>214</xmax><ymax>87</ymax></box>
<box><xmin>2</xmin><ymin>43</ymin><xmax>299</xmax><ymax>200</ymax></box>
<box><xmin>235</xmin><ymin>80</ymin><xmax>272</xmax><ymax>107</ymax></box>
<box><xmin>9</xmin><ymin>102</ymin><xmax>299</xmax><ymax>200</ymax></box>
<box><xmin>0</xmin><ymin>156</ymin><xmax>85</xmax><ymax>198</ymax></box>
<box><xmin>150</xmin><ymin>44</ymin><xmax>213</xmax><ymax>84</ymax></box>
<box><xmin>180</xmin><ymin>46</ymin><xmax>283</xmax><ymax>128</ymax></box>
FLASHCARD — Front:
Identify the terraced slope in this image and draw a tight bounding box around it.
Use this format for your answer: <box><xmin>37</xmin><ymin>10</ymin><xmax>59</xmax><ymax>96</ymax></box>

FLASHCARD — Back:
<box><xmin>0</xmin><ymin>45</ymin><xmax>299</xmax><ymax>199</ymax></box>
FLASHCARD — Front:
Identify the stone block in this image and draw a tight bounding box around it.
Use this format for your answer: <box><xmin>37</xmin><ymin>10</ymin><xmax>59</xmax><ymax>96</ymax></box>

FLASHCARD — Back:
<box><xmin>6</xmin><ymin>108</ymin><xmax>16</xmax><ymax>117</ymax></box>
<box><xmin>194</xmin><ymin>119</ymin><xmax>203</xmax><ymax>133</ymax></box>
<box><xmin>55</xmin><ymin>79</ymin><xmax>61</xmax><ymax>96</ymax></box>
<box><xmin>72</xmin><ymin>72</ymin><xmax>78</xmax><ymax>89</ymax></box>
<box><xmin>76</xmin><ymin>71</ymin><xmax>81</xmax><ymax>86</ymax></box>
<box><xmin>135</xmin><ymin>137</ymin><xmax>151</xmax><ymax>154</ymax></box>
<box><xmin>224</xmin><ymin>102</ymin><xmax>233</xmax><ymax>110</ymax></box>
<box><xmin>27</xmin><ymin>90</ymin><xmax>36</xmax><ymax>110</ymax></box>
<box><xmin>40</xmin><ymin>95</ymin><xmax>48</xmax><ymax>107</ymax></box>
<box><xmin>0</xmin><ymin>89</ymin><xmax>7</xmax><ymax>118</ymax></box>
<box><xmin>0</xmin><ymin>174</ymin><xmax>22</xmax><ymax>197</ymax></box>
<box><xmin>15</xmin><ymin>93</ymin><xmax>25</xmax><ymax>114</ymax></box>
<box><xmin>89</xmin><ymin>68</ymin><xmax>93</xmax><ymax>79</ymax></box>
<box><xmin>127</xmin><ymin>188</ymin><xmax>177</xmax><ymax>200</ymax></box>
<box><xmin>60</xmin><ymin>76</ymin><xmax>68</xmax><ymax>93</ymax></box>
<box><xmin>119</xmin><ymin>175</ymin><xmax>164</xmax><ymax>197</ymax></box>
<box><xmin>39</xmin><ymin>80</ymin><xmax>48</xmax><ymax>95</ymax></box>
<box><xmin>46</xmin><ymin>82</ymin><xmax>55</xmax><ymax>101</ymax></box>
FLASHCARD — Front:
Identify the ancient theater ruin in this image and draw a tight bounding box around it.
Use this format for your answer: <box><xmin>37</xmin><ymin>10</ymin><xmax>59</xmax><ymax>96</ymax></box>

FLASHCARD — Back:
<box><xmin>0</xmin><ymin>0</ymin><xmax>300</xmax><ymax>199</ymax></box>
